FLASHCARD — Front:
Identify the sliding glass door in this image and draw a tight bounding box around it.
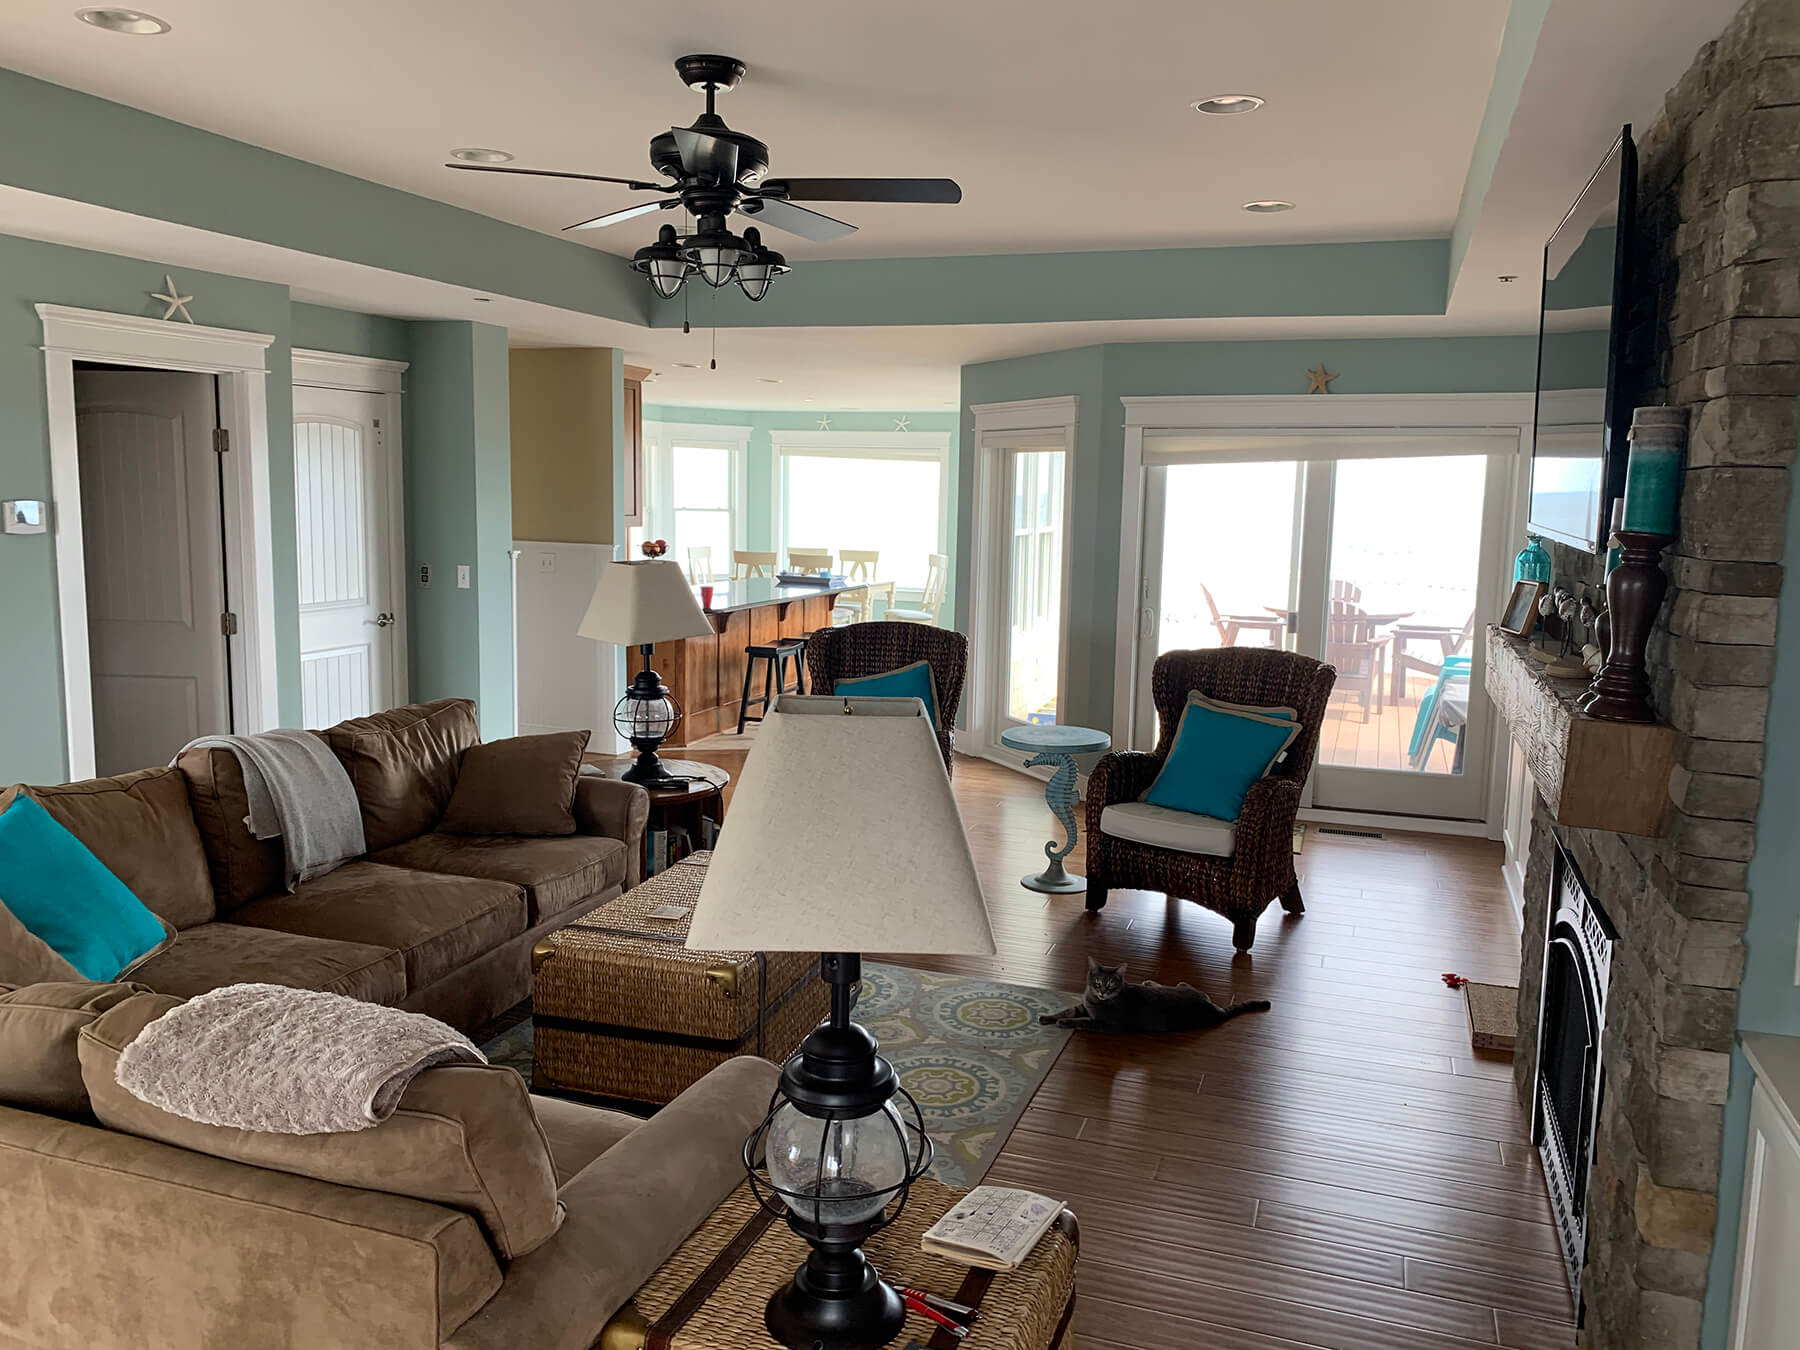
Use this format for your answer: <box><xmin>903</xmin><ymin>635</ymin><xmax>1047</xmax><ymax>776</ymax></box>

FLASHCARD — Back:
<box><xmin>1136</xmin><ymin>433</ymin><xmax>1514</xmax><ymax>822</ymax></box>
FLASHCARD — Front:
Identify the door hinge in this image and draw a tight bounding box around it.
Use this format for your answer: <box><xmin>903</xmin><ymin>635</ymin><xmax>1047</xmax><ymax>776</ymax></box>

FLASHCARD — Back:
<box><xmin>220</xmin><ymin>611</ymin><xmax>239</xmax><ymax>636</ymax></box>
<box><xmin>212</xmin><ymin>428</ymin><xmax>231</xmax><ymax>454</ymax></box>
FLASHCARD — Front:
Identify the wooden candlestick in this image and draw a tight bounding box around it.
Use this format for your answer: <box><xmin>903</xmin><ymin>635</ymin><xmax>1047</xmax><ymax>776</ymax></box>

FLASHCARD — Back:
<box><xmin>1583</xmin><ymin>529</ymin><xmax>1671</xmax><ymax>723</ymax></box>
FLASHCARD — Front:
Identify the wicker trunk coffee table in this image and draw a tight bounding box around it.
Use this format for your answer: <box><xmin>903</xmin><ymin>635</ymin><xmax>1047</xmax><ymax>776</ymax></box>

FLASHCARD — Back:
<box><xmin>600</xmin><ymin>1177</ymin><xmax>1079</xmax><ymax>1350</ymax></box>
<box><xmin>531</xmin><ymin>853</ymin><xmax>829</xmax><ymax>1110</ymax></box>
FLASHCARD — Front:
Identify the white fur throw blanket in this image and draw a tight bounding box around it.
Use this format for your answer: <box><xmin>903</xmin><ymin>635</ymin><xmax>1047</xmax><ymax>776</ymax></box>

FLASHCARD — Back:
<box><xmin>115</xmin><ymin>984</ymin><xmax>485</xmax><ymax>1134</ymax></box>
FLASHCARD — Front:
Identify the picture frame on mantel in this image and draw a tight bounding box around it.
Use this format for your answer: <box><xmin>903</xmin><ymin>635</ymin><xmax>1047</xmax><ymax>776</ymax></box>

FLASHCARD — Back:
<box><xmin>1500</xmin><ymin>580</ymin><xmax>1548</xmax><ymax>638</ymax></box>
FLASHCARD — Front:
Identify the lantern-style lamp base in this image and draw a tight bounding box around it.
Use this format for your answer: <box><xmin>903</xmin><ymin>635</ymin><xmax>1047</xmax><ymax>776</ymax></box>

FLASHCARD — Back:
<box><xmin>765</xmin><ymin>1245</ymin><xmax>906</xmax><ymax>1350</ymax></box>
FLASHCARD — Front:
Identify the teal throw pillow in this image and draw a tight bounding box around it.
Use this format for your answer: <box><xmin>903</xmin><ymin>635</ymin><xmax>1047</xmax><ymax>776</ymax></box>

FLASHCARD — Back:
<box><xmin>1143</xmin><ymin>695</ymin><xmax>1301</xmax><ymax>821</ymax></box>
<box><xmin>0</xmin><ymin>794</ymin><xmax>171</xmax><ymax>981</ymax></box>
<box><xmin>834</xmin><ymin>660</ymin><xmax>941</xmax><ymax>729</ymax></box>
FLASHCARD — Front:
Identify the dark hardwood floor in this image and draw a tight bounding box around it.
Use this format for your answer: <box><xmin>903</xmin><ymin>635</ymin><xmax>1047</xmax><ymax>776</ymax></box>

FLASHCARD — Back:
<box><xmin>634</xmin><ymin>742</ymin><xmax>1574</xmax><ymax>1350</ymax></box>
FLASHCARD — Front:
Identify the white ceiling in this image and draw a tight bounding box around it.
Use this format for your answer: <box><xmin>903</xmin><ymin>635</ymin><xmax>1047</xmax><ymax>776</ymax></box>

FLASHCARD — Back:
<box><xmin>1</xmin><ymin>0</ymin><xmax>1509</xmax><ymax>260</ymax></box>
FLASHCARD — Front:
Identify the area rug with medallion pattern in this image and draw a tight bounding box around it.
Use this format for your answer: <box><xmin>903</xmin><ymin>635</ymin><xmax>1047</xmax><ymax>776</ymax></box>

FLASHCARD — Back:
<box><xmin>479</xmin><ymin>963</ymin><xmax>1074</xmax><ymax>1187</ymax></box>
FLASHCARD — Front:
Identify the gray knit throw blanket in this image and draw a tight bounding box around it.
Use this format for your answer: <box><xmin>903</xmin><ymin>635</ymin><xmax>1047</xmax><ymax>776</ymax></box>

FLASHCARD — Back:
<box><xmin>115</xmin><ymin>983</ymin><xmax>485</xmax><ymax>1134</ymax></box>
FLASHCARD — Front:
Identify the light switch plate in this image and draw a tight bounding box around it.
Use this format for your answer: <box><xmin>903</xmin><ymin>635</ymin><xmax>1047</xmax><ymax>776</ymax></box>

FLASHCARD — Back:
<box><xmin>3</xmin><ymin>500</ymin><xmax>47</xmax><ymax>534</ymax></box>
<box><xmin>456</xmin><ymin>564</ymin><xmax>471</xmax><ymax>589</ymax></box>
<box><xmin>419</xmin><ymin>563</ymin><xmax>432</xmax><ymax>588</ymax></box>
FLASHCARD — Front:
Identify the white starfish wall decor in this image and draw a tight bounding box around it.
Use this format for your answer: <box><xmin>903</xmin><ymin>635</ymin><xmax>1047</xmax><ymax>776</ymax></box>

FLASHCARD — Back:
<box><xmin>152</xmin><ymin>275</ymin><xmax>195</xmax><ymax>323</ymax></box>
<box><xmin>893</xmin><ymin>416</ymin><xmax>911</xmax><ymax>431</ymax></box>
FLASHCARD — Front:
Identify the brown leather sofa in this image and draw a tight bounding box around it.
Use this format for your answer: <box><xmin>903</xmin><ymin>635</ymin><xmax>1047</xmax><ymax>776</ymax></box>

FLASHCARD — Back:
<box><xmin>0</xmin><ymin>978</ymin><xmax>778</xmax><ymax>1348</ymax></box>
<box><xmin>0</xmin><ymin>698</ymin><xmax>649</xmax><ymax>1034</ymax></box>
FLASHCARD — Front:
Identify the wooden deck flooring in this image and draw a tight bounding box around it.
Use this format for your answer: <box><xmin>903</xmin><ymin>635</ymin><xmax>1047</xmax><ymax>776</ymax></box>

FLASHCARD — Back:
<box><xmin>1318</xmin><ymin>674</ymin><xmax>1459</xmax><ymax>774</ymax></box>
<box><xmin>619</xmin><ymin>744</ymin><xmax>1572</xmax><ymax>1349</ymax></box>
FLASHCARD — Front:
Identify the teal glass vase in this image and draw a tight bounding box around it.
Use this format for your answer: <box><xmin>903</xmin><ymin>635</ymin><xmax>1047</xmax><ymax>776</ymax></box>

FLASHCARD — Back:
<box><xmin>1514</xmin><ymin>535</ymin><xmax>1552</xmax><ymax>585</ymax></box>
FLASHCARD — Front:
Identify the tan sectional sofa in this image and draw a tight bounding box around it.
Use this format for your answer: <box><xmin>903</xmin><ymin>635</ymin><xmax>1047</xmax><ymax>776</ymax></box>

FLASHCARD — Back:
<box><xmin>0</xmin><ymin>702</ymin><xmax>781</xmax><ymax>1346</ymax></box>
<box><xmin>0</xmin><ymin>697</ymin><xmax>649</xmax><ymax>1033</ymax></box>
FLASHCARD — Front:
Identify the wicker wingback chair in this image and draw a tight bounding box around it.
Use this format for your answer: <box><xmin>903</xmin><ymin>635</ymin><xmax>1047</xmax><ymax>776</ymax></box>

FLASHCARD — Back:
<box><xmin>1085</xmin><ymin>648</ymin><xmax>1336</xmax><ymax>952</ymax></box>
<box><xmin>804</xmin><ymin>622</ymin><xmax>968</xmax><ymax>775</ymax></box>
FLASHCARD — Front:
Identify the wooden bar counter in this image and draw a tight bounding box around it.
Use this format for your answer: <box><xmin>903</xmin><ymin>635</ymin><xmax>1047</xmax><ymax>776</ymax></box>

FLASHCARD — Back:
<box><xmin>651</xmin><ymin>578</ymin><xmax>868</xmax><ymax>746</ymax></box>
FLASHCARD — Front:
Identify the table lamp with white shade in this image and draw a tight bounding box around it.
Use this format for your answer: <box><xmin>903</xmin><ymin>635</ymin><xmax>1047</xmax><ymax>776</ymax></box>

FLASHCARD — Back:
<box><xmin>686</xmin><ymin>694</ymin><xmax>996</xmax><ymax>1350</ymax></box>
<box><xmin>576</xmin><ymin>558</ymin><xmax>714</xmax><ymax>787</ymax></box>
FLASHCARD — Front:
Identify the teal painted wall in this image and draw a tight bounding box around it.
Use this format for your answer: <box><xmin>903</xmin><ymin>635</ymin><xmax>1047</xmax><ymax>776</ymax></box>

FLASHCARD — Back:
<box><xmin>404</xmin><ymin>321</ymin><xmax>514</xmax><ymax>738</ymax></box>
<box><xmin>0</xmin><ymin>233</ymin><xmax>300</xmax><ymax>784</ymax></box>
<box><xmin>1701</xmin><ymin>393</ymin><xmax>1800</xmax><ymax>1349</ymax></box>
<box><xmin>291</xmin><ymin>302</ymin><xmax>410</xmax><ymax>364</ymax></box>
<box><xmin>641</xmin><ymin>404</ymin><xmax>960</xmax><ymax>593</ymax></box>
<box><xmin>957</xmin><ymin>332</ymin><xmax>1611</xmax><ymax>736</ymax></box>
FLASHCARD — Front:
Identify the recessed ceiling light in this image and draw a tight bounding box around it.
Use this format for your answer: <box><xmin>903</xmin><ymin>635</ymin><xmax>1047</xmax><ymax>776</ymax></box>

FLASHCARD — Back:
<box><xmin>673</xmin><ymin>361</ymin><xmax>699</xmax><ymax>369</ymax></box>
<box><xmin>76</xmin><ymin>8</ymin><xmax>171</xmax><ymax>34</ymax></box>
<box><xmin>1192</xmin><ymin>94</ymin><xmax>1263</xmax><ymax>116</ymax></box>
<box><xmin>1242</xmin><ymin>199</ymin><xmax>1295</xmax><ymax>213</ymax></box>
<box><xmin>471</xmin><ymin>296</ymin><xmax>492</xmax><ymax>303</ymax></box>
<box><xmin>758</xmin><ymin>377</ymin><xmax>782</xmax><ymax>384</ymax></box>
<box><xmin>1498</xmin><ymin>274</ymin><xmax>1519</xmax><ymax>283</ymax></box>
<box><xmin>450</xmin><ymin>147</ymin><xmax>514</xmax><ymax>164</ymax></box>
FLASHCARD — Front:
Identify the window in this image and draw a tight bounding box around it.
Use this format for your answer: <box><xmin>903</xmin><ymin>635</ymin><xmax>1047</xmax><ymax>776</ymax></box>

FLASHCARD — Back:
<box><xmin>772</xmin><ymin>431</ymin><xmax>951</xmax><ymax>592</ymax></box>
<box><xmin>1006</xmin><ymin>449</ymin><xmax>1065</xmax><ymax>723</ymax></box>
<box><xmin>633</xmin><ymin>422</ymin><xmax>748</xmax><ymax>578</ymax></box>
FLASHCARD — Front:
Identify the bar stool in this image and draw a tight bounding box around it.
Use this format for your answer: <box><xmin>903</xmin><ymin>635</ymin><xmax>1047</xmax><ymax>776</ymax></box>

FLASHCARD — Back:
<box><xmin>738</xmin><ymin>636</ymin><xmax>808</xmax><ymax>733</ymax></box>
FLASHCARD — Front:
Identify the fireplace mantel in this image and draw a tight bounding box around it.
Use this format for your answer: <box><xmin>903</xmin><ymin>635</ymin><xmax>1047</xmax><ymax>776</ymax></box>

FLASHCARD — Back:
<box><xmin>1485</xmin><ymin>627</ymin><xmax>1676</xmax><ymax>837</ymax></box>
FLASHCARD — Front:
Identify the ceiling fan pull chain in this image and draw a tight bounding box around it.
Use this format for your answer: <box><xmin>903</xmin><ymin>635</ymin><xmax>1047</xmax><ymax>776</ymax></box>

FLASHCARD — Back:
<box><xmin>711</xmin><ymin>327</ymin><xmax>718</xmax><ymax>371</ymax></box>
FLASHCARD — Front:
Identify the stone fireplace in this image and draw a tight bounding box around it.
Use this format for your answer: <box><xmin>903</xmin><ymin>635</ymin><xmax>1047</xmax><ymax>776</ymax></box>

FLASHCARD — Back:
<box><xmin>1532</xmin><ymin>837</ymin><xmax>1617</xmax><ymax>1297</ymax></box>
<box><xmin>1506</xmin><ymin>2</ymin><xmax>1799</xmax><ymax>1346</ymax></box>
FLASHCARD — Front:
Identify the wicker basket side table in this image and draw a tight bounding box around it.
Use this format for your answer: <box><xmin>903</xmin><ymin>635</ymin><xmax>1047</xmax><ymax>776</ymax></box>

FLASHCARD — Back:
<box><xmin>599</xmin><ymin>1177</ymin><xmax>1078</xmax><ymax>1350</ymax></box>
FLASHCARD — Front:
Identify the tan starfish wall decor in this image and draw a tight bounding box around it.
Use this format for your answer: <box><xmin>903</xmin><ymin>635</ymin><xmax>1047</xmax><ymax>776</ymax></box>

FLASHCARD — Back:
<box><xmin>152</xmin><ymin>274</ymin><xmax>195</xmax><ymax>323</ymax></box>
<box><xmin>1305</xmin><ymin>363</ymin><xmax>1338</xmax><ymax>394</ymax></box>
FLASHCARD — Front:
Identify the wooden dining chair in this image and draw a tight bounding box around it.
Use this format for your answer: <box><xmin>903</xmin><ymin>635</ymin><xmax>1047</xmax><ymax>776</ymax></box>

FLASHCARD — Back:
<box><xmin>685</xmin><ymin>546</ymin><xmax>713</xmax><ymax>584</ymax></box>
<box><xmin>885</xmin><ymin>553</ymin><xmax>949</xmax><ymax>625</ymax></box>
<box><xmin>835</xmin><ymin>549</ymin><xmax>887</xmax><ymax>623</ymax></box>
<box><xmin>786</xmin><ymin>548</ymin><xmax>834</xmax><ymax>575</ymax></box>
<box><xmin>733</xmin><ymin>550</ymin><xmax>777</xmax><ymax>579</ymax></box>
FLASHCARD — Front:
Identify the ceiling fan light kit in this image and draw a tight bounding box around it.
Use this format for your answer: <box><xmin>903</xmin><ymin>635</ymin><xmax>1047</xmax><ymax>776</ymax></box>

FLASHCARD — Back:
<box><xmin>452</xmin><ymin>53</ymin><xmax>959</xmax><ymax>303</ymax></box>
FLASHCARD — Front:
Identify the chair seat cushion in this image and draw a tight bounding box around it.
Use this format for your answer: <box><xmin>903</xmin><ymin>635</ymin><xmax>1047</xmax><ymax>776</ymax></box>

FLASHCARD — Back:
<box><xmin>1142</xmin><ymin>693</ymin><xmax>1300</xmax><ymax>821</ymax></box>
<box><xmin>127</xmin><ymin>920</ymin><xmax>407</xmax><ymax>1004</ymax></box>
<box><xmin>372</xmin><ymin>834</ymin><xmax>626</xmax><ymax>925</ymax></box>
<box><xmin>1100</xmin><ymin>802</ymin><xmax>1237</xmax><ymax>858</ymax></box>
<box><xmin>834</xmin><ymin>659</ymin><xmax>941</xmax><ymax>728</ymax></box>
<box><xmin>230</xmin><ymin>862</ymin><xmax>526</xmax><ymax>992</ymax></box>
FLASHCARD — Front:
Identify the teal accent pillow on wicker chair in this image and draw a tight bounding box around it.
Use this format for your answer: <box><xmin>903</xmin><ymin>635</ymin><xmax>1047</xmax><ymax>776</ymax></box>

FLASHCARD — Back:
<box><xmin>833</xmin><ymin>660</ymin><xmax>942</xmax><ymax>729</ymax></box>
<box><xmin>1141</xmin><ymin>693</ymin><xmax>1300</xmax><ymax>821</ymax></box>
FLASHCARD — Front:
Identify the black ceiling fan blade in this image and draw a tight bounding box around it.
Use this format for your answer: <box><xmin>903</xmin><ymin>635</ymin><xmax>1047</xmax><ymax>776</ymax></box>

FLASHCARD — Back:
<box><xmin>672</xmin><ymin>126</ymin><xmax>740</xmax><ymax>186</ymax></box>
<box><xmin>565</xmin><ymin>199</ymin><xmax>677</xmax><ymax>232</ymax></box>
<box><xmin>761</xmin><ymin>177</ymin><xmax>962</xmax><ymax>204</ymax></box>
<box><xmin>740</xmin><ymin>195</ymin><xmax>858</xmax><ymax>243</ymax></box>
<box><xmin>445</xmin><ymin>162</ymin><xmax>671</xmax><ymax>192</ymax></box>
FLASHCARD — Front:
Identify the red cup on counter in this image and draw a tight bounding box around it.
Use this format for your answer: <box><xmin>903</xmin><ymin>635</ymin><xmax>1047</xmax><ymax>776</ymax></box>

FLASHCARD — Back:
<box><xmin>699</xmin><ymin>584</ymin><xmax>715</xmax><ymax>609</ymax></box>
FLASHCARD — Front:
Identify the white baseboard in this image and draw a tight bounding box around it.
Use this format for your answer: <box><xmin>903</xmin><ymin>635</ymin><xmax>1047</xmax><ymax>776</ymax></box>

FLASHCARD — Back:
<box><xmin>1298</xmin><ymin>807</ymin><xmax>1493</xmax><ymax>838</ymax></box>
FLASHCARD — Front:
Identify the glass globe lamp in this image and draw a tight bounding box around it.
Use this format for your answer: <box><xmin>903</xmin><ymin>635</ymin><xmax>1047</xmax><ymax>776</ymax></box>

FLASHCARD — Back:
<box><xmin>681</xmin><ymin>215</ymin><xmax>748</xmax><ymax>289</ymax></box>
<box><xmin>746</xmin><ymin>953</ymin><xmax>933</xmax><ymax>1350</ymax></box>
<box><xmin>612</xmin><ymin>658</ymin><xmax>684</xmax><ymax>787</ymax></box>
<box><xmin>631</xmin><ymin>223</ymin><xmax>692</xmax><ymax>300</ymax></box>
<box><xmin>735</xmin><ymin>226</ymin><xmax>789</xmax><ymax>302</ymax></box>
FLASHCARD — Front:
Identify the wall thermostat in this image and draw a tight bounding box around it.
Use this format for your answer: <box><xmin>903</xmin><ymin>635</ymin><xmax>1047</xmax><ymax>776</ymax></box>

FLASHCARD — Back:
<box><xmin>2</xmin><ymin>500</ymin><xmax>47</xmax><ymax>534</ymax></box>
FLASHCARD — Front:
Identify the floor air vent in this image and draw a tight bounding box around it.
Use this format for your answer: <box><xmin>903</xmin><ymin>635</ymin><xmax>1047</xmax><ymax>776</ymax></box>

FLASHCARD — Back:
<box><xmin>1319</xmin><ymin>827</ymin><xmax>1385</xmax><ymax>839</ymax></box>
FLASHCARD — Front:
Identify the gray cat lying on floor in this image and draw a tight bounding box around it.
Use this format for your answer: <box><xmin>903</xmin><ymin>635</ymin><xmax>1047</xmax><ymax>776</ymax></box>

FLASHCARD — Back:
<box><xmin>1040</xmin><ymin>958</ymin><xmax>1271</xmax><ymax>1033</ymax></box>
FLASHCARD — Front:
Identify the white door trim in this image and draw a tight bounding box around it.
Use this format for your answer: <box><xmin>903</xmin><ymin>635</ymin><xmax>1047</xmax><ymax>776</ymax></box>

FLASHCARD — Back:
<box><xmin>40</xmin><ymin>304</ymin><xmax>277</xmax><ymax>781</ymax></box>
<box><xmin>966</xmin><ymin>397</ymin><xmax>1079</xmax><ymax>773</ymax></box>
<box><xmin>1113</xmin><ymin>391</ymin><xmax>1537</xmax><ymax>828</ymax></box>
<box><xmin>293</xmin><ymin>350</ymin><xmax>411</xmax><ymax>708</ymax></box>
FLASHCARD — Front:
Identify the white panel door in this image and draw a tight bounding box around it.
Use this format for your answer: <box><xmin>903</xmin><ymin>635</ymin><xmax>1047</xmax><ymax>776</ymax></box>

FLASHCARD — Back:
<box><xmin>74</xmin><ymin>369</ymin><xmax>230</xmax><ymax>775</ymax></box>
<box><xmin>292</xmin><ymin>386</ymin><xmax>397</xmax><ymax>728</ymax></box>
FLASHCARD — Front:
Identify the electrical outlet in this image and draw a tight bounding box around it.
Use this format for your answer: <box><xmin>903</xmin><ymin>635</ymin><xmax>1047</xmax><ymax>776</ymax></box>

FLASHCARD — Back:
<box><xmin>537</xmin><ymin>552</ymin><xmax>556</xmax><ymax>574</ymax></box>
<box><xmin>418</xmin><ymin>563</ymin><xmax>432</xmax><ymax>588</ymax></box>
<box><xmin>457</xmin><ymin>564</ymin><xmax>471</xmax><ymax>589</ymax></box>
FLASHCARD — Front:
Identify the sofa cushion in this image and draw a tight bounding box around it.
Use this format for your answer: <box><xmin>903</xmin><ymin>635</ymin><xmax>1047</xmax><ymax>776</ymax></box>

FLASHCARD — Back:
<box><xmin>127</xmin><ymin>921</ymin><xmax>407</xmax><ymax>1004</ymax></box>
<box><xmin>323</xmin><ymin>699</ymin><xmax>482</xmax><ymax>852</ymax></box>
<box><xmin>440</xmin><ymin>731</ymin><xmax>590</xmax><ymax>837</ymax></box>
<box><xmin>1099</xmin><ymin>801</ymin><xmax>1237</xmax><ymax>858</ymax></box>
<box><xmin>1</xmin><ymin>767</ymin><xmax>216</xmax><ymax>929</ymax></box>
<box><xmin>1</xmin><ymin>896</ymin><xmax>86</xmax><ymax>987</ymax></box>
<box><xmin>81</xmin><ymin>993</ymin><xmax>565</xmax><ymax>1260</ymax></box>
<box><xmin>528</xmin><ymin>1093</ymin><xmax>641</xmax><ymax>1187</ymax></box>
<box><xmin>232</xmin><ymin>862</ymin><xmax>526</xmax><ymax>993</ymax></box>
<box><xmin>176</xmin><ymin>743</ymin><xmax>290</xmax><ymax>911</ymax></box>
<box><xmin>372</xmin><ymin>834</ymin><xmax>627</xmax><ymax>925</ymax></box>
<box><xmin>0</xmin><ymin>981</ymin><xmax>144</xmax><ymax>1115</ymax></box>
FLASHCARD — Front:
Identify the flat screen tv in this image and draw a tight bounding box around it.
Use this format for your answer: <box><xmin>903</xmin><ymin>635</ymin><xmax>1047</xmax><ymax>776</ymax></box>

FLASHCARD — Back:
<box><xmin>1527</xmin><ymin>127</ymin><xmax>1637</xmax><ymax>553</ymax></box>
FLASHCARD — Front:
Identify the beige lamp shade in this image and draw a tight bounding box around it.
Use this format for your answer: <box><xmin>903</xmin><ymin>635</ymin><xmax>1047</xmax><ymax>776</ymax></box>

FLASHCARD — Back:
<box><xmin>686</xmin><ymin>696</ymin><xmax>996</xmax><ymax>956</ymax></box>
<box><xmin>577</xmin><ymin>559</ymin><xmax>713</xmax><ymax>646</ymax></box>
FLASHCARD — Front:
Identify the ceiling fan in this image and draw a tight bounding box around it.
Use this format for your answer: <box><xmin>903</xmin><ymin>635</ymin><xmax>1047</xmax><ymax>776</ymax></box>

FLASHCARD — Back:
<box><xmin>447</xmin><ymin>54</ymin><xmax>962</xmax><ymax>302</ymax></box>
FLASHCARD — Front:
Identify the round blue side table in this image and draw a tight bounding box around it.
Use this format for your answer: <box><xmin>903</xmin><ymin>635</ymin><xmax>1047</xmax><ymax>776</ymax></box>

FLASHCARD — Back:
<box><xmin>1000</xmin><ymin>723</ymin><xmax>1112</xmax><ymax>894</ymax></box>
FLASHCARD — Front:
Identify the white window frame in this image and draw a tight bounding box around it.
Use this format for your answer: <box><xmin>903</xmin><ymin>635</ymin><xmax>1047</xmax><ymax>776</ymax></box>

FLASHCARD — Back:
<box><xmin>767</xmin><ymin>428</ymin><xmax>953</xmax><ymax>599</ymax></box>
<box><xmin>641</xmin><ymin>420</ymin><xmax>750</xmax><ymax>579</ymax></box>
<box><xmin>965</xmin><ymin>397</ymin><xmax>1079</xmax><ymax>773</ymax></box>
<box><xmin>1115</xmin><ymin>392</ymin><xmax>1542</xmax><ymax>837</ymax></box>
